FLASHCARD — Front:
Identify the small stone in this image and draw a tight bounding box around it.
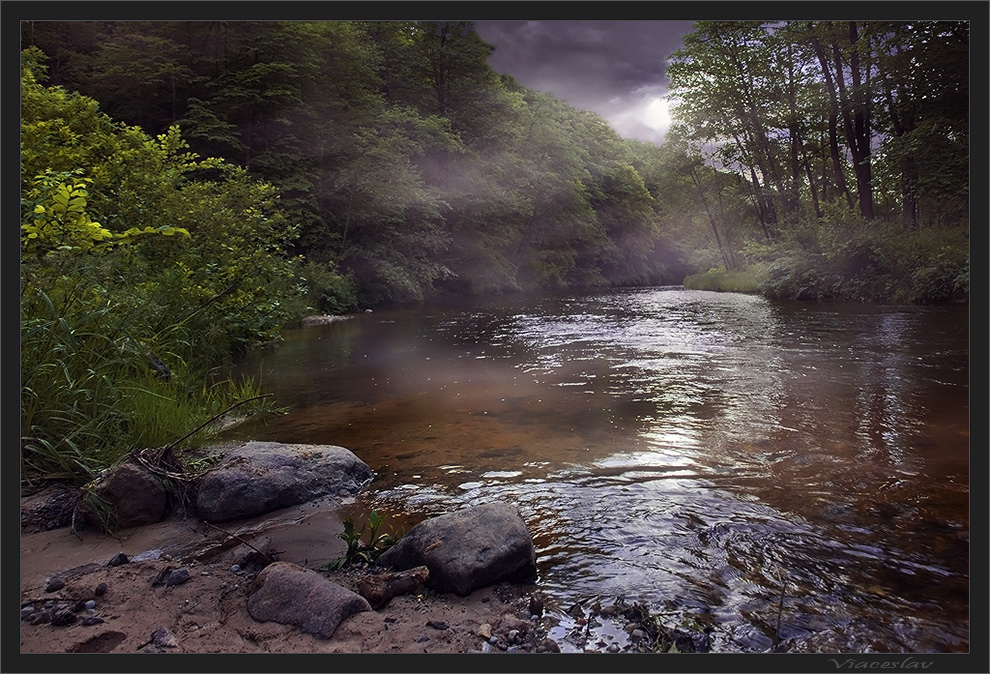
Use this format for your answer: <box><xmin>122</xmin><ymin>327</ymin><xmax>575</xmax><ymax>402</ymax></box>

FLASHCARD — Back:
<box><xmin>488</xmin><ymin>635</ymin><xmax>499</xmax><ymax>645</ymax></box>
<box><xmin>540</xmin><ymin>638</ymin><xmax>561</xmax><ymax>653</ymax></box>
<box><xmin>151</xmin><ymin>626</ymin><xmax>178</xmax><ymax>648</ymax></box>
<box><xmin>229</xmin><ymin>564</ymin><xmax>241</xmax><ymax>573</ymax></box>
<box><xmin>84</xmin><ymin>600</ymin><xmax>96</xmax><ymax>610</ymax></box>
<box><xmin>81</xmin><ymin>616</ymin><xmax>105</xmax><ymax>626</ymax></box>
<box><xmin>107</xmin><ymin>552</ymin><xmax>129</xmax><ymax>567</ymax></box>
<box><xmin>20</xmin><ymin>606</ymin><xmax>34</xmax><ymax>620</ymax></box>
<box><xmin>607</xmin><ymin>643</ymin><xmax>621</xmax><ymax>653</ymax></box>
<box><xmin>94</xmin><ymin>583</ymin><xmax>108</xmax><ymax>597</ymax></box>
<box><xmin>477</xmin><ymin>623</ymin><xmax>492</xmax><ymax>639</ymax></box>
<box><xmin>72</xmin><ymin>600</ymin><xmax>87</xmax><ymax>613</ymax></box>
<box><xmin>45</xmin><ymin>578</ymin><xmax>65</xmax><ymax>592</ymax></box>
<box><xmin>28</xmin><ymin>611</ymin><xmax>52</xmax><ymax>625</ymax></box>
<box><xmin>165</xmin><ymin>568</ymin><xmax>191</xmax><ymax>587</ymax></box>
<box><xmin>631</xmin><ymin>628</ymin><xmax>646</xmax><ymax>641</ymax></box>
<box><xmin>507</xmin><ymin>629</ymin><xmax>520</xmax><ymax>644</ymax></box>
<box><xmin>506</xmin><ymin>645</ymin><xmax>520</xmax><ymax>653</ymax></box>
<box><xmin>131</xmin><ymin>549</ymin><xmax>163</xmax><ymax>563</ymax></box>
<box><xmin>426</xmin><ymin>620</ymin><xmax>448</xmax><ymax>630</ymax></box>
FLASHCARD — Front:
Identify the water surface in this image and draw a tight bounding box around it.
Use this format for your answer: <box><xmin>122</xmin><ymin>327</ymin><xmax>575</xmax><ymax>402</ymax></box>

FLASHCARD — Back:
<box><xmin>226</xmin><ymin>288</ymin><xmax>969</xmax><ymax>652</ymax></box>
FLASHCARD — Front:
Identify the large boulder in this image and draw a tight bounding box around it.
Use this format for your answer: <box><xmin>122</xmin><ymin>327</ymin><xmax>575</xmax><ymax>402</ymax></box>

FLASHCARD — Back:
<box><xmin>85</xmin><ymin>463</ymin><xmax>168</xmax><ymax>529</ymax></box>
<box><xmin>375</xmin><ymin>501</ymin><xmax>537</xmax><ymax>596</ymax></box>
<box><xmin>246</xmin><ymin>561</ymin><xmax>371</xmax><ymax>639</ymax></box>
<box><xmin>196</xmin><ymin>442</ymin><xmax>373</xmax><ymax>522</ymax></box>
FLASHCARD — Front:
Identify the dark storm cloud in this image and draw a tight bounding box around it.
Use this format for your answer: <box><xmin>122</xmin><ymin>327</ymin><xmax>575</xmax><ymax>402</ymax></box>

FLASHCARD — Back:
<box><xmin>473</xmin><ymin>21</ymin><xmax>696</xmax><ymax>144</ymax></box>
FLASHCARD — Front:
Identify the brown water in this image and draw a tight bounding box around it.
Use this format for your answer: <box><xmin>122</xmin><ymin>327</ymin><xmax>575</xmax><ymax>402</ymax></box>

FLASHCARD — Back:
<box><xmin>224</xmin><ymin>287</ymin><xmax>969</xmax><ymax>653</ymax></box>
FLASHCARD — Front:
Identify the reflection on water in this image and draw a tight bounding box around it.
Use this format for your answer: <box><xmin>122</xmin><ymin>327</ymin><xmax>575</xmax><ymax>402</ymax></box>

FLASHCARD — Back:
<box><xmin>226</xmin><ymin>288</ymin><xmax>969</xmax><ymax>653</ymax></box>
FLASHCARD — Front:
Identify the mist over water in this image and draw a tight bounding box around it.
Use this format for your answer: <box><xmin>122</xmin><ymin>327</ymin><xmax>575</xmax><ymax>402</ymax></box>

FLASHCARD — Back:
<box><xmin>227</xmin><ymin>287</ymin><xmax>969</xmax><ymax>653</ymax></box>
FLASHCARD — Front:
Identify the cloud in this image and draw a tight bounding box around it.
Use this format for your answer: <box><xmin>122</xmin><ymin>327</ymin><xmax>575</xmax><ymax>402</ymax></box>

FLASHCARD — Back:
<box><xmin>474</xmin><ymin>21</ymin><xmax>695</xmax><ymax>144</ymax></box>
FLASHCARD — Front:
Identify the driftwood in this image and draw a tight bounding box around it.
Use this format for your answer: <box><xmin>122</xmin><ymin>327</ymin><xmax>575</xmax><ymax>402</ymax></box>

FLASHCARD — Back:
<box><xmin>356</xmin><ymin>565</ymin><xmax>430</xmax><ymax>609</ymax></box>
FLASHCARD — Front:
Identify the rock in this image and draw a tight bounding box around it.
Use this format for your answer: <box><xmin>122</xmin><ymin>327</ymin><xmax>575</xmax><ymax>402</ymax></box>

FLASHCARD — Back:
<box><xmin>196</xmin><ymin>442</ymin><xmax>373</xmax><ymax>522</ymax></box>
<box><xmin>84</xmin><ymin>463</ymin><xmax>168</xmax><ymax>528</ymax></box>
<box><xmin>477</xmin><ymin>623</ymin><xmax>492</xmax><ymax>639</ymax></box>
<box><xmin>151</xmin><ymin>626</ymin><xmax>178</xmax><ymax>648</ymax></box>
<box><xmin>107</xmin><ymin>552</ymin><xmax>129</xmax><ymax>567</ymax></box>
<box><xmin>528</xmin><ymin>591</ymin><xmax>545</xmax><ymax>617</ymax></box>
<box><xmin>356</xmin><ymin>565</ymin><xmax>429</xmax><ymax>609</ymax></box>
<box><xmin>94</xmin><ymin>583</ymin><xmax>108</xmax><ymax>597</ymax></box>
<box><xmin>246</xmin><ymin>561</ymin><xmax>372</xmax><ymax>639</ymax></box>
<box><xmin>375</xmin><ymin>501</ymin><xmax>537</xmax><ymax>596</ymax></box>
<box><xmin>499</xmin><ymin>614</ymin><xmax>530</xmax><ymax>636</ymax></box>
<box><xmin>426</xmin><ymin>620</ymin><xmax>448</xmax><ymax>630</ymax></box>
<box><xmin>165</xmin><ymin>568</ymin><xmax>191</xmax><ymax>587</ymax></box>
<box><xmin>45</xmin><ymin>578</ymin><xmax>65</xmax><ymax>592</ymax></box>
<box><xmin>131</xmin><ymin>549</ymin><xmax>162</xmax><ymax>562</ymax></box>
<box><xmin>538</xmin><ymin>637</ymin><xmax>561</xmax><ymax>653</ymax></box>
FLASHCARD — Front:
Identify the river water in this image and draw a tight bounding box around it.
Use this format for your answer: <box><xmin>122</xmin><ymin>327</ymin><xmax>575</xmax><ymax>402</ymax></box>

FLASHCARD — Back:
<box><xmin>224</xmin><ymin>287</ymin><xmax>969</xmax><ymax>653</ymax></box>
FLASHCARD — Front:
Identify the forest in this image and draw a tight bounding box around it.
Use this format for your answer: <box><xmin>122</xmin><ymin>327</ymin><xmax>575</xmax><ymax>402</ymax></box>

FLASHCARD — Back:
<box><xmin>20</xmin><ymin>20</ymin><xmax>969</xmax><ymax>484</ymax></box>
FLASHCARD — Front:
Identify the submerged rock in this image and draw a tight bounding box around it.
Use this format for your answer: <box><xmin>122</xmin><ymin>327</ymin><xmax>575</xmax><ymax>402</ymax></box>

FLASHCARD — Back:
<box><xmin>196</xmin><ymin>442</ymin><xmax>373</xmax><ymax>522</ymax></box>
<box><xmin>375</xmin><ymin>501</ymin><xmax>537</xmax><ymax>596</ymax></box>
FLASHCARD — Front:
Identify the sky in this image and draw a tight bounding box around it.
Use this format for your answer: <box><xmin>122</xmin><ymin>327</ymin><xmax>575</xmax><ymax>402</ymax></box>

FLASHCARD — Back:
<box><xmin>473</xmin><ymin>21</ymin><xmax>697</xmax><ymax>145</ymax></box>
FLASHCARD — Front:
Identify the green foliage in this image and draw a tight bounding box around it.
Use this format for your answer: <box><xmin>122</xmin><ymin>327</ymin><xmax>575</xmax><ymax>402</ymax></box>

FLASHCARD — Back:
<box><xmin>298</xmin><ymin>260</ymin><xmax>359</xmax><ymax>315</ymax></box>
<box><xmin>324</xmin><ymin>510</ymin><xmax>403</xmax><ymax>571</ymax></box>
<box><xmin>21</xmin><ymin>49</ymin><xmax>305</xmax><ymax>486</ymax></box>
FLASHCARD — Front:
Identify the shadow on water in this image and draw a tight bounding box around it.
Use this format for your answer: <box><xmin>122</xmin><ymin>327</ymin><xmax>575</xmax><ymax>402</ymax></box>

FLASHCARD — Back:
<box><xmin>225</xmin><ymin>287</ymin><xmax>969</xmax><ymax>653</ymax></box>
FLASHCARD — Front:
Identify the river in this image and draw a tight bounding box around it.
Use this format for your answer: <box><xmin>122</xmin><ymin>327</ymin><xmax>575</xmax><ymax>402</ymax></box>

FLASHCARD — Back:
<box><xmin>224</xmin><ymin>287</ymin><xmax>969</xmax><ymax>653</ymax></box>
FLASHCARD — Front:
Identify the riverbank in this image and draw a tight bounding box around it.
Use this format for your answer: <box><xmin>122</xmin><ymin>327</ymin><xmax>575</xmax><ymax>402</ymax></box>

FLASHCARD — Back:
<box><xmin>19</xmin><ymin>490</ymin><xmax>679</xmax><ymax>655</ymax></box>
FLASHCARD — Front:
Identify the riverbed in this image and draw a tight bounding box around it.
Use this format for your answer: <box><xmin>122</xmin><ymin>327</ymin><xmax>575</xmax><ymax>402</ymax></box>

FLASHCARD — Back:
<box><xmin>224</xmin><ymin>287</ymin><xmax>969</xmax><ymax>653</ymax></box>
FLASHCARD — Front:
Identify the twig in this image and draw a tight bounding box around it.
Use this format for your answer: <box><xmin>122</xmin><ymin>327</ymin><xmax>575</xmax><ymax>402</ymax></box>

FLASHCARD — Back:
<box><xmin>773</xmin><ymin>572</ymin><xmax>787</xmax><ymax>646</ymax></box>
<box><xmin>165</xmin><ymin>393</ymin><xmax>273</xmax><ymax>452</ymax></box>
<box><xmin>199</xmin><ymin>520</ymin><xmax>276</xmax><ymax>565</ymax></box>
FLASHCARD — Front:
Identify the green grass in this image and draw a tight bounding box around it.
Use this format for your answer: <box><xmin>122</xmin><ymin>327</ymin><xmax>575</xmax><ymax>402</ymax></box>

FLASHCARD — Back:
<box><xmin>682</xmin><ymin>268</ymin><xmax>760</xmax><ymax>294</ymax></box>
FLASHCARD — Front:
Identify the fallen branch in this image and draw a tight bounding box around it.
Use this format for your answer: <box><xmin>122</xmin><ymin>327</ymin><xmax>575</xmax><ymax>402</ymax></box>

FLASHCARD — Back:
<box><xmin>199</xmin><ymin>520</ymin><xmax>276</xmax><ymax>565</ymax></box>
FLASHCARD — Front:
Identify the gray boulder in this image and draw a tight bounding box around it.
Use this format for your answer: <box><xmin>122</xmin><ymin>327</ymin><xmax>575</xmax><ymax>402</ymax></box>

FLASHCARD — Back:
<box><xmin>246</xmin><ymin>561</ymin><xmax>371</xmax><ymax>639</ymax></box>
<box><xmin>196</xmin><ymin>442</ymin><xmax>373</xmax><ymax>522</ymax></box>
<box><xmin>375</xmin><ymin>501</ymin><xmax>537</xmax><ymax>596</ymax></box>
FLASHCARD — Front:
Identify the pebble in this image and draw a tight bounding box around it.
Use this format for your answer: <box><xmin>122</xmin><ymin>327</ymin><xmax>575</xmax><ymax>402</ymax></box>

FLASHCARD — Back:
<box><xmin>131</xmin><ymin>549</ymin><xmax>163</xmax><ymax>563</ymax></box>
<box><xmin>631</xmin><ymin>628</ymin><xmax>646</xmax><ymax>641</ymax></box>
<box><xmin>607</xmin><ymin>643</ymin><xmax>621</xmax><ymax>653</ymax></box>
<box><xmin>166</xmin><ymin>568</ymin><xmax>191</xmax><ymax>587</ymax></box>
<box><xmin>94</xmin><ymin>582</ymin><xmax>108</xmax><ymax>597</ymax></box>
<box><xmin>151</xmin><ymin>626</ymin><xmax>178</xmax><ymax>648</ymax></box>
<box><xmin>45</xmin><ymin>578</ymin><xmax>65</xmax><ymax>592</ymax></box>
<box><xmin>477</xmin><ymin>623</ymin><xmax>492</xmax><ymax>639</ymax></box>
<box><xmin>81</xmin><ymin>616</ymin><xmax>105</xmax><ymax>626</ymax></box>
<box><xmin>20</xmin><ymin>607</ymin><xmax>34</xmax><ymax>620</ymax></box>
<box><xmin>84</xmin><ymin>600</ymin><xmax>96</xmax><ymax>610</ymax></box>
<box><xmin>107</xmin><ymin>552</ymin><xmax>129</xmax><ymax>567</ymax></box>
<box><xmin>229</xmin><ymin>564</ymin><xmax>241</xmax><ymax>573</ymax></box>
<box><xmin>507</xmin><ymin>629</ymin><xmax>520</xmax><ymax>644</ymax></box>
<box><xmin>488</xmin><ymin>635</ymin><xmax>499</xmax><ymax>645</ymax></box>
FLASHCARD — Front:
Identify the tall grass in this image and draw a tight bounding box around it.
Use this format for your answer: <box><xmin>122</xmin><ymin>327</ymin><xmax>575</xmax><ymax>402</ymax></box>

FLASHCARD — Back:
<box><xmin>20</xmin><ymin>264</ymin><xmax>276</xmax><ymax>487</ymax></box>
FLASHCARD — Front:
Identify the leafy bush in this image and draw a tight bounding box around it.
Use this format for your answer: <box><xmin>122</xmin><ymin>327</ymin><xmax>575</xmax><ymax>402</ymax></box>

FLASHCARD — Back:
<box><xmin>20</xmin><ymin>48</ymin><xmax>304</xmax><ymax>485</ymax></box>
